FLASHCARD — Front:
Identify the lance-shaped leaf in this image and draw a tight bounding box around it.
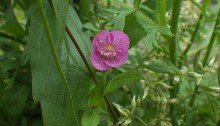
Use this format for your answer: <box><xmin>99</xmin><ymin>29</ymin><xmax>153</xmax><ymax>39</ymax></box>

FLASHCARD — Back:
<box><xmin>25</xmin><ymin>3</ymin><xmax>92</xmax><ymax>126</ymax></box>
<box><xmin>105</xmin><ymin>71</ymin><xmax>143</xmax><ymax>93</ymax></box>
<box><xmin>146</xmin><ymin>61</ymin><xmax>173</xmax><ymax>73</ymax></box>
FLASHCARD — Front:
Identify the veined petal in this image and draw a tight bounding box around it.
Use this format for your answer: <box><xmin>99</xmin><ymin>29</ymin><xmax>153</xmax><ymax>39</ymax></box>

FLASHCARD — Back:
<box><xmin>104</xmin><ymin>49</ymin><xmax>128</xmax><ymax>67</ymax></box>
<box><xmin>90</xmin><ymin>50</ymin><xmax>110</xmax><ymax>70</ymax></box>
<box><xmin>90</xmin><ymin>30</ymin><xmax>130</xmax><ymax>71</ymax></box>
<box><xmin>111</xmin><ymin>31</ymin><xmax>129</xmax><ymax>50</ymax></box>
<box><xmin>92</xmin><ymin>30</ymin><xmax>109</xmax><ymax>49</ymax></box>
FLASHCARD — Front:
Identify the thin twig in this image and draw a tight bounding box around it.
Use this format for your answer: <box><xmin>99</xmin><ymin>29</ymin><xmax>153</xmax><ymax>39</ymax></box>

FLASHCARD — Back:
<box><xmin>65</xmin><ymin>26</ymin><xmax>97</xmax><ymax>83</ymax></box>
<box><xmin>104</xmin><ymin>96</ymin><xmax>118</xmax><ymax>121</ymax></box>
<box><xmin>136</xmin><ymin>49</ymin><xmax>154</xmax><ymax>69</ymax></box>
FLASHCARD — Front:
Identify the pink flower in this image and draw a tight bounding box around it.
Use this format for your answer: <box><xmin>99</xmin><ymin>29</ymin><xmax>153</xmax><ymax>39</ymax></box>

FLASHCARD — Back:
<box><xmin>90</xmin><ymin>30</ymin><xmax>130</xmax><ymax>71</ymax></box>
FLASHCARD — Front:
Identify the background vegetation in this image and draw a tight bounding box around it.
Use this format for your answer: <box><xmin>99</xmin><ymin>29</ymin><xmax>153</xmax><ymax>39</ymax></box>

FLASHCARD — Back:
<box><xmin>0</xmin><ymin>0</ymin><xmax>220</xmax><ymax>126</ymax></box>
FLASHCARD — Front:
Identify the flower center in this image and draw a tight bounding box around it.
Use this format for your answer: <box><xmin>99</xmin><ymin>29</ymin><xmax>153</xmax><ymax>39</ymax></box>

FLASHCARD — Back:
<box><xmin>99</xmin><ymin>45</ymin><xmax>116</xmax><ymax>58</ymax></box>
<box><xmin>105</xmin><ymin>45</ymin><xmax>114</xmax><ymax>50</ymax></box>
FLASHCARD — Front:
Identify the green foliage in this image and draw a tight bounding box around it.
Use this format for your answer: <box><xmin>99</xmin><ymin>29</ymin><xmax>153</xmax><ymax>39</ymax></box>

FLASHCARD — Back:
<box><xmin>124</xmin><ymin>14</ymin><xmax>146</xmax><ymax>48</ymax></box>
<box><xmin>105</xmin><ymin>71</ymin><xmax>143</xmax><ymax>93</ymax></box>
<box><xmin>146</xmin><ymin>61</ymin><xmax>173</xmax><ymax>73</ymax></box>
<box><xmin>0</xmin><ymin>0</ymin><xmax>220</xmax><ymax>126</ymax></box>
<box><xmin>83</xmin><ymin>22</ymin><xmax>99</xmax><ymax>32</ymax></box>
<box><xmin>144</xmin><ymin>27</ymin><xmax>157</xmax><ymax>52</ymax></box>
<box><xmin>25</xmin><ymin>2</ymin><xmax>93</xmax><ymax>125</ymax></box>
<box><xmin>0</xmin><ymin>60</ymin><xmax>19</xmax><ymax>72</ymax></box>
<box><xmin>81</xmin><ymin>110</ymin><xmax>100</xmax><ymax>126</ymax></box>
<box><xmin>108</xmin><ymin>11</ymin><xmax>131</xmax><ymax>30</ymax></box>
<box><xmin>134</xmin><ymin>0</ymin><xmax>141</xmax><ymax>9</ymax></box>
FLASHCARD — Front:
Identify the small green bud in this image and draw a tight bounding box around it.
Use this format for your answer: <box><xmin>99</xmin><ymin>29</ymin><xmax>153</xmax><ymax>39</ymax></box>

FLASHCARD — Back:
<box><xmin>131</xmin><ymin>95</ymin><xmax>136</xmax><ymax>108</ymax></box>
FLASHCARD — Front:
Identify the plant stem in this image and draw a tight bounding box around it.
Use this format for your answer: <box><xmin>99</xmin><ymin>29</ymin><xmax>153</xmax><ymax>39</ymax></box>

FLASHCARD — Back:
<box><xmin>104</xmin><ymin>96</ymin><xmax>118</xmax><ymax>122</ymax></box>
<box><xmin>181</xmin><ymin>0</ymin><xmax>210</xmax><ymax>65</ymax></box>
<box><xmin>136</xmin><ymin>49</ymin><xmax>154</xmax><ymax>69</ymax></box>
<box><xmin>35</xmin><ymin>0</ymin><xmax>79</xmax><ymax>125</ymax></box>
<box><xmin>189</xmin><ymin>8</ymin><xmax>220</xmax><ymax>108</ymax></box>
<box><xmin>102</xmin><ymin>71</ymin><xmax>108</xmax><ymax>90</ymax></box>
<box><xmin>169</xmin><ymin>0</ymin><xmax>182</xmax><ymax>66</ymax></box>
<box><xmin>183</xmin><ymin>0</ymin><xmax>211</xmax><ymax>56</ymax></box>
<box><xmin>176</xmin><ymin>94</ymin><xmax>193</xmax><ymax>106</ymax></box>
<box><xmin>65</xmin><ymin>26</ymin><xmax>97</xmax><ymax>83</ymax></box>
<box><xmin>183</xmin><ymin>15</ymin><xmax>202</xmax><ymax>56</ymax></box>
<box><xmin>66</xmin><ymin>26</ymin><xmax>118</xmax><ymax>122</ymax></box>
<box><xmin>188</xmin><ymin>84</ymin><xmax>199</xmax><ymax>107</ymax></box>
<box><xmin>169</xmin><ymin>0</ymin><xmax>183</xmax><ymax>125</ymax></box>
<box><xmin>202</xmin><ymin>8</ymin><xmax>220</xmax><ymax>66</ymax></box>
<box><xmin>101</xmin><ymin>71</ymin><xmax>118</xmax><ymax>121</ymax></box>
<box><xmin>133</xmin><ymin>116</ymin><xmax>148</xmax><ymax>126</ymax></box>
<box><xmin>157</xmin><ymin>0</ymin><xmax>166</xmax><ymax>26</ymax></box>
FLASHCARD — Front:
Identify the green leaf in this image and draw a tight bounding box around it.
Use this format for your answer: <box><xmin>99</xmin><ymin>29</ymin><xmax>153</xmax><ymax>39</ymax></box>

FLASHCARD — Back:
<box><xmin>0</xmin><ymin>60</ymin><xmax>19</xmax><ymax>72</ymax></box>
<box><xmin>144</xmin><ymin>27</ymin><xmax>157</xmax><ymax>52</ymax></box>
<box><xmin>4</xmin><ymin>78</ymin><xmax>14</xmax><ymax>86</ymax></box>
<box><xmin>123</xmin><ymin>14</ymin><xmax>146</xmax><ymax>48</ymax></box>
<box><xmin>102</xmin><ymin>9</ymin><xmax>123</xmax><ymax>14</ymax></box>
<box><xmin>89</xmin><ymin>83</ymin><xmax>107</xmax><ymax>110</ymax></box>
<box><xmin>134</xmin><ymin>0</ymin><xmax>141</xmax><ymax>9</ymax></box>
<box><xmin>110</xmin><ymin>0</ymin><xmax>156</xmax><ymax>26</ymax></box>
<box><xmin>140</xmin><ymin>5</ymin><xmax>154</xmax><ymax>14</ymax></box>
<box><xmin>108</xmin><ymin>11</ymin><xmax>131</xmax><ymax>30</ymax></box>
<box><xmin>105</xmin><ymin>71</ymin><xmax>143</xmax><ymax>93</ymax></box>
<box><xmin>25</xmin><ymin>3</ymin><xmax>92</xmax><ymax>126</ymax></box>
<box><xmin>5</xmin><ymin>84</ymin><xmax>30</xmax><ymax>119</ymax></box>
<box><xmin>146</xmin><ymin>62</ymin><xmax>173</xmax><ymax>73</ymax></box>
<box><xmin>79</xmin><ymin>0</ymin><xmax>91</xmax><ymax>22</ymax></box>
<box><xmin>140</xmin><ymin>0</ymin><xmax>157</xmax><ymax>21</ymax></box>
<box><xmin>84</xmin><ymin>22</ymin><xmax>99</xmax><ymax>32</ymax></box>
<box><xmin>157</xmin><ymin>27</ymin><xmax>173</xmax><ymax>36</ymax></box>
<box><xmin>52</xmin><ymin>0</ymin><xmax>69</xmax><ymax>41</ymax></box>
<box><xmin>164</xmin><ymin>57</ymin><xmax>179</xmax><ymax>73</ymax></box>
<box><xmin>81</xmin><ymin>110</ymin><xmax>100</xmax><ymax>126</ymax></box>
<box><xmin>0</xmin><ymin>14</ymin><xmax>26</xmax><ymax>38</ymax></box>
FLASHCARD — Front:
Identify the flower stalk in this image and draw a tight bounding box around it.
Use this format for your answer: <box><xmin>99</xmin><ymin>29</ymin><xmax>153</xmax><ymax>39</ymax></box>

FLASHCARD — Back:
<box><xmin>202</xmin><ymin>8</ymin><xmax>220</xmax><ymax>66</ymax></box>
<box><xmin>169</xmin><ymin>0</ymin><xmax>183</xmax><ymax>125</ymax></box>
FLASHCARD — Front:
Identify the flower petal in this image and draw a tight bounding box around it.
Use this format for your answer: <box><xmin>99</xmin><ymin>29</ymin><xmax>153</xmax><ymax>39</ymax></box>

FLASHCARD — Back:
<box><xmin>92</xmin><ymin>30</ymin><xmax>109</xmax><ymax>49</ymax></box>
<box><xmin>104</xmin><ymin>49</ymin><xmax>128</xmax><ymax>67</ymax></box>
<box><xmin>111</xmin><ymin>31</ymin><xmax>129</xmax><ymax>50</ymax></box>
<box><xmin>90</xmin><ymin>50</ymin><xmax>110</xmax><ymax>71</ymax></box>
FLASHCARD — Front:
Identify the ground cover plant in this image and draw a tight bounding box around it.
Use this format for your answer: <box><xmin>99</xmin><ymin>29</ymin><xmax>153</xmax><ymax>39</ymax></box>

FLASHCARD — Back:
<box><xmin>0</xmin><ymin>0</ymin><xmax>220</xmax><ymax>126</ymax></box>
